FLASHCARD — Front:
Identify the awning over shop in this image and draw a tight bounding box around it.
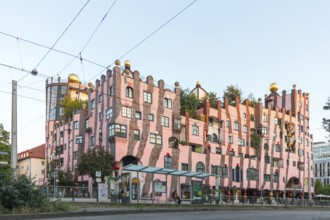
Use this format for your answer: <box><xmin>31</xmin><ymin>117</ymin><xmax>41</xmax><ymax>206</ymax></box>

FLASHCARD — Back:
<box><xmin>122</xmin><ymin>164</ymin><xmax>214</xmax><ymax>179</ymax></box>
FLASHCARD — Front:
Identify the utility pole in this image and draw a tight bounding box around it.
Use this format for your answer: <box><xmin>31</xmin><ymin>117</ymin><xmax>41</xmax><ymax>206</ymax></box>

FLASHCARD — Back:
<box><xmin>11</xmin><ymin>80</ymin><xmax>17</xmax><ymax>170</ymax></box>
<box><xmin>307</xmin><ymin>152</ymin><xmax>311</xmax><ymax>203</ymax></box>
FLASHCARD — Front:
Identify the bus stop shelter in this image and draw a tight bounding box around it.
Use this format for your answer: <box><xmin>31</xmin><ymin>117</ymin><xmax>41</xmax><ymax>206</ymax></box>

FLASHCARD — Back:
<box><xmin>122</xmin><ymin>163</ymin><xmax>215</xmax><ymax>204</ymax></box>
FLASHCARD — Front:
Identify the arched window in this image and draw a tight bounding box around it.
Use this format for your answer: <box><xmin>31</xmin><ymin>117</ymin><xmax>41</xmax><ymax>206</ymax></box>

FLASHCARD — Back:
<box><xmin>169</xmin><ymin>137</ymin><xmax>178</xmax><ymax>148</ymax></box>
<box><xmin>264</xmin><ymin>143</ymin><xmax>269</xmax><ymax>150</ymax></box>
<box><xmin>250</xmin><ymin>114</ymin><xmax>255</xmax><ymax>122</ymax></box>
<box><xmin>196</xmin><ymin>162</ymin><xmax>205</xmax><ymax>173</ymax></box>
<box><xmin>126</xmin><ymin>87</ymin><xmax>133</xmax><ymax>98</ymax></box>
<box><xmin>247</xmin><ymin>168</ymin><xmax>259</xmax><ymax>181</ymax></box>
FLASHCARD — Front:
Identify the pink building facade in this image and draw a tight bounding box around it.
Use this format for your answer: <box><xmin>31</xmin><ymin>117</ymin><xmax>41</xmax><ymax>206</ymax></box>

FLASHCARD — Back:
<box><xmin>45</xmin><ymin>61</ymin><xmax>314</xmax><ymax>202</ymax></box>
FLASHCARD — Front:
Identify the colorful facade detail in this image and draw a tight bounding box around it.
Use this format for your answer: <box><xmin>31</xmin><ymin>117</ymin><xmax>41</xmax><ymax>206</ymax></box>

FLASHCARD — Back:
<box><xmin>45</xmin><ymin>60</ymin><xmax>314</xmax><ymax>202</ymax></box>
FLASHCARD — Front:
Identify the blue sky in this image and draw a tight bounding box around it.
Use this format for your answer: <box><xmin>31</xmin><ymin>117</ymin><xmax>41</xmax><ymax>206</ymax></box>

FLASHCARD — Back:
<box><xmin>0</xmin><ymin>0</ymin><xmax>329</xmax><ymax>152</ymax></box>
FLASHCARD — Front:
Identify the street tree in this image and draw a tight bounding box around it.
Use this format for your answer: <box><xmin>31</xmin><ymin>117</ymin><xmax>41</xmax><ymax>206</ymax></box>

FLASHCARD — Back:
<box><xmin>0</xmin><ymin>123</ymin><xmax>11</xmax><ymax>171</ymax></box>
<box><xmin>77</xmin><ymin>146</ymin><xmax>114</xmax><ymax>182</ymax></box>
<box><xmin>322</xmin><ymin>98</ymin><xmax>330</xmax><ymax>137</ymax></box>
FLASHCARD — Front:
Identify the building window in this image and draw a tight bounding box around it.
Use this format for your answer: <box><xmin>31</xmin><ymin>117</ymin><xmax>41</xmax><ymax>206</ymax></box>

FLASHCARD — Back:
<box><xmin>238</xmin><ymin>138</ymin><xmax>245</xmax><ymax>146</ymax></box>
<box><xmin>192</xmin><ymin>125</ymin><xmax>199</xmax><ymax>136</ymax></box>
<box><xmin>109</xmin><ymin>86</ymin><xmax>114</xmax><ymax>97</ymax></box>
<box><xmin>233</xmin><ymin>121</ymin><xmax>239</xmax><ymax>131</ymax></box>
<box><xmin>250</xmin><ymin>114</ymin><xmax>255</xmax><ymax>122</ymax></box>
<box><xmin>126</xmin><ymin>87</ymin><xmax>133</xmax><ymax>98</ymax></box>
<box><xmin>148</xmin><ymin>114</ymin><xmax>154</xmax><ymax>121</ymax></box>
<box><xmin>164</xmin><ymin>156</ymin><xmax>172</xmax><ymax>169</ymax></box>
<box><xmin>208</xmin><ymin>133</ymin><xmax>218</xmax><ymax>142</ymax></box>
<box><xmin>85</xmin><ymin>118</ymin><xmax>90</xmax><ymax>128</ymax></box>
<box><xmin>90</xmin><ymin>136</ymin><xmax>95</xmax><ymax>147</ymax></box>
<box><xmin>174</xmin><ymin>118</ymin><xmax>181</xmax><ymax>129</ymax></box>
<box><xmin>262</xmin><ymin>114</ymin><xmax>268</xmax><ymax>123</ymax></box>
<box><xmin>106</xmin><ymin>108</ymin><xmax>113</xmax><ymax>119</ymax></box>
<box><xmin>108</xmin><ymin>124</ymin><xmax>127</xmax><ymax>138</ymax></box>
<box><xmin>264</xmin><ymin>174</ymin><xmax>271</xmax><ymax>181</ymax></box>
<box><xmin>265</xmin><ymin>155</ymin><xmax>270</xmax><ymax>164</ymax></box>
<box><xmin>98</xmin><ymin>94</ymin><xmax>103</xmax><ymax>103</ymax></box>
<box><xmin>150</xmin><ymin>133</ymin><xmax>162</xmax><ymax>144</ymax></box>
<box><xmin>243</xmin><ymin>125</ymin><xmax>248</xmax><ymax>133</ymax></box>
<box><xmin>134</xmin><ymin>130</ymin><xmax>140</xmax><ymax>141</ymax></box>
<box><xmin>164</xmin><ymin>98</ymin><xmax>172</xmax><ymax>109</ymax></box>
<box><xmin>196</xmin><ymin>162</ymin><xmax>205</xmax><ymax>173</ymax></box>
<box><xmin>73</xmin><ymin>151</ymin><xmax>79</xmax><ymax>160</ymax></box>
<box><xmin>76</xmin><ymin>136</ymin><xmax>83</xmax><ymax>144</ymax></box>
<box><xmin>216</xmin><ymin>147</ymin><xmax>222</xmax><ymax>154</ymax></box>
<box><xmin>135</xmin><ymin>111</ymin><xmax>142</xmax><ymax>120</ymax></box>
<box><xmin>211</xmin><ymin>165</ymin><xmax>220</xmax><ymax>175</ymax></box>
<box><xmin>143</xmin><ymin>91</ymin><xmax>152</xmax><ymax>103</ymax></box>
<box><xmin>232</xmin><ymin>166</ymin><xmax>242</xmax><ymax>182</ymax></box>
<box><xmin>90</xmin><ymin>99</ymin><xmax>95</xmax><ymax>109</ymax></box>
<box><xmin>99</xmin><ymin>112</ymin><xmax>103</xmax><ymax>121</ymax></box>
<box><xmin>73</xmin><ymin>121</ymin><xmax>79</xmax><ymax>129</ymax></box>
<box><xmin>247</xmin><ymin>168</ymin><xmax>259</xmax><ymax>181</ymax></box>
<box><xmin>229</xmin><ymin>134</ymin><xmax>233</xmax><ymax>144</ymax></box>
<box><xmin>226</xmin><ymin>119</ymin><xmax>230</xmax><ymax>127</ymax></box>
<box><xmin>275</xmin><ymin>144</ymin><xmax>281</xmax><ymax>152</ymax></box>
<box><xmin>274</xmin><ymin>118</ymin><xmax>278</xmax><ymax>125</ymax></box>
<box><xmin>161</xmin><ymin>116</ymin><xmax>169</xmax><ymax>127</ymax></box>
<box><xmin>182</xmin><ymin>163</ymin><xmax>188</xmax><ymax>171</ymax></box>
<box><xmin>243</xmin><ymin>113</ymin><xmax>246</xmax><ymax>118</ymax></box>
<box><xmin>169</xmin><ymin>137</ymin><xmax>179</xmax><ymax>148</ymax></box>
<box><xmin>261</xmin><ymin>127</ymin><xmax>267</xmax><ymax>134</ymax></box>
<box><xmin>122</xmin><ymin>106</ymin><xmax>132</xmax><ymax>118</ymax></box>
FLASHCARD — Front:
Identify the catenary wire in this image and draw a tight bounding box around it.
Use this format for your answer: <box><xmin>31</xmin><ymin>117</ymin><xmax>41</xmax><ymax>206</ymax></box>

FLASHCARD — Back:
<box><xmin>34</xmin><ymin>0</ymin><xmax>90</xmax><ymax>70</ymax></box>
<box><xmin>55</xmin><ymin>0</ymin><xmax>117</xmax><ymax>78</ymax></box>
<box><xmin>0</xmin><ymin>31</ymin><xmax>107</xmax><ymax>69</ymax></box>
<box><xmin>88</xmin><ymin>0</ymin><xmax>199</xmax><ymax>82</ymax></box>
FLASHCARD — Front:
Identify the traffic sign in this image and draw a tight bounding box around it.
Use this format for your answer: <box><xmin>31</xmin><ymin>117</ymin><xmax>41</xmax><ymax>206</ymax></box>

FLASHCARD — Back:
<box><xmin>96</xmin><ymin>171</ymin><xmax>101</xmax><ymax>177</ymax></box>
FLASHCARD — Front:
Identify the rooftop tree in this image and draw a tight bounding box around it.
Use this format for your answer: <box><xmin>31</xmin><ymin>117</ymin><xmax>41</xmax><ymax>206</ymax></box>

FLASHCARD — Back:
<box><xmin>223</xmin><ymin>85</ymin><xmax>243</xmax><ymax>105</ymax></box>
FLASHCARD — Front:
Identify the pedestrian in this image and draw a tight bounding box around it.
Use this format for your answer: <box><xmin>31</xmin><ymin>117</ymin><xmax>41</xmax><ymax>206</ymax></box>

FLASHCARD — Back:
<box><xmin>172</xmin><ymin>190</ymin><xmax>181</xmax><ymax>204</ymax></box>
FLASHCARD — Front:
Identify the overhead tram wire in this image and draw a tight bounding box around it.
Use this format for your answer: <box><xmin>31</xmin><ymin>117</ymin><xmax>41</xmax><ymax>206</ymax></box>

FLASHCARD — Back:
<box><xmin>0</xmin><ymin>31</ymin><xmax>107</xmax><ymax>69</ymax></box>
<box><xmin>34</xmin><ymin>0</ymin><xmax>90</xmax><ymax>70</ymax></box>
<box><xmin>55</xmin><ymin>0</ymin><xmax>117</xmax><ymax>79</ymax></box>
<box><xmin>88</xmin><ymin>0</ymin><xmax>199</xmax><ymax>82</ymax></box>
<box><xmin>0</xmin><ymin>62</ymin><xmax>50</xmax><ymax>79</ymax></box>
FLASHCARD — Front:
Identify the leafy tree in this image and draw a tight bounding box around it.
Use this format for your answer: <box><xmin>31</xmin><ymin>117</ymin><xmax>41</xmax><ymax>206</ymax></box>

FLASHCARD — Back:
<box><xmin>77</xmin><ymin>146</ymin><xmax>114</xmax><ymax>182</ymax></box>
<box><xmin>250</xmin><ymin>130</ymin><xmax>260</xmax><ymax>148</ymax></box>
<box><xmin>0</xmin><ymin>123</ymin><xmax>10</xmax><ymax>170</ymax></box>
<box><xmin>180</xmin><ymin>88</ymin><xmax>200</xmax><ymax>119</ymax></box>
<box><xmin>223</xmin><ymin>85</ymin><xmax>243</xmax><ymax>105</ymax></box>
<box><xmin>203</xmin><ymin>91</ymin><xmax>219</xmax><ymax>109</ymax></box>
<box><xmin>48</xmin><ymin>170</ymin><xmax>74</xmax><ymax>187</ymax></box>
<box><xmin>322</xmin><ymin>98</ymin><xmax>330</xmax><ymax>135</ymax></box>
<box><xmin>247</xmin><ymin>93</ymin><xmax>257</xmax><ymax>107</ymax></box>
<box><xmin>60</xmin><ymin>95</ymin><xmax>88</xmax><ymax>122</ymax></box>
<box><xmin>315</xmin><ymin>179</ymin><xmax>324</xmax><ymax>195</ymax></box>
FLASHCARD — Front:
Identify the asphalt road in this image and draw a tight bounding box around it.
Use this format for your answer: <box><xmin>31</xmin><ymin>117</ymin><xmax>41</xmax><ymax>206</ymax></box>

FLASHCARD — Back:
<box><xmin>35</xmin><ymin>210</ymin><xmax>330</xmax><ymax>220</ymax></box>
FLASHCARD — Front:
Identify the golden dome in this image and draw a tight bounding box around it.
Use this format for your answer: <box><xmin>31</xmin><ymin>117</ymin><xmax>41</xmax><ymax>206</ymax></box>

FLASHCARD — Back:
<box><xmin>196</xmin><ymin>81</ymin><xmax>201</xmax><ymax>87</ymax></box>
<box><xmin>269</xmin><ymin>83</ymin><xmax>279</xmax><ymax>93</ymax></box>
<box><xmin>68</xmin><ymin>73</ymin><xmax>80</xmax><ymax>83</ymax></box>
<box><xmin>124</xmin><ymin>60</ymin><xmax>131</xmax><ymax>68</ymax></box>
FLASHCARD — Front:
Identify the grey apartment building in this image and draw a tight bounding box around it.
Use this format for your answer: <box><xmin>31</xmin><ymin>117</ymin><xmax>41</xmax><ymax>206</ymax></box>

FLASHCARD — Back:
<box><xmin>314</xmin><ymin>141</ymin><xmax>330</xmax><ymax>186</ymax></box>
